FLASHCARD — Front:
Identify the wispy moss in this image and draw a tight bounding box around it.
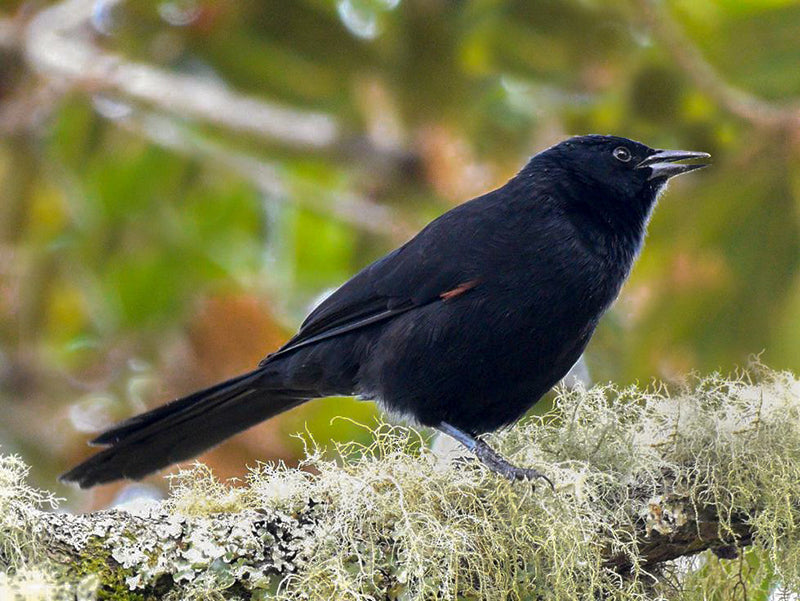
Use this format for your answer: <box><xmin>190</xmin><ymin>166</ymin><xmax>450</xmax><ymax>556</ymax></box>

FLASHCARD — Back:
<box><xmin>3</xmin><ymin>369</ymin><xmax>800</xmax><ymax>599</ymax></box>
<box><xmin>0</xmin><ymin>455</ymin><xmax>60</xmax><ymax>569</ymax></box>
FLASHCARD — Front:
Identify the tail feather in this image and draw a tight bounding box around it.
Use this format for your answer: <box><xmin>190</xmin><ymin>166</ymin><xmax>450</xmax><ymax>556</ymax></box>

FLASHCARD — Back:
<box><xmin>91</xmin><ymin>370</ymin><xmax>263</xmax><ymax>445</ymax></box>
<box><xmin>60</xmin><ymin>369</ymin><xmax>310</xmax><ymax>488</ymax></box>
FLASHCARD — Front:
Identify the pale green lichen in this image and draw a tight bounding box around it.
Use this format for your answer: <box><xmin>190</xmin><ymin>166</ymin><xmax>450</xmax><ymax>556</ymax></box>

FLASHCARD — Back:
<box><xmin>0</xmin><ymin>454</ymin><xmax>61</xmax><ymax>574</ymax></box>
<box><xmin>3</xmin><ymin>369</ymin><xmax>800</xmax><ymax>599</ymax></box>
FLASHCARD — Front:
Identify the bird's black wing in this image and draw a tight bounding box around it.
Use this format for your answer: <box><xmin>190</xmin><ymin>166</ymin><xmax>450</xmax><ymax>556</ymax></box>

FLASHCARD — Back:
<box><xmin>261</xmin><ymin>195</ymin><xmax>497</xmax><ymax>363</ymax></box>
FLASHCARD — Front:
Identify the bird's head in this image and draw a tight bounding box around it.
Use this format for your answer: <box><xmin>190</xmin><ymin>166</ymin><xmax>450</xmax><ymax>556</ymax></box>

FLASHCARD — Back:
<box><xmin>531</xmin><ymin>134</ymin><xmax>710</xmax><ymax>241</ymax></box>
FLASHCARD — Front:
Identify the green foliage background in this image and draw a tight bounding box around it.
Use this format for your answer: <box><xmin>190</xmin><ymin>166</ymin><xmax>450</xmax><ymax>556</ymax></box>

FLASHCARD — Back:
<box><xmin>0</xmin><ymin>0</ymin><xmax>799</xmax><ymax>526</ymax></box>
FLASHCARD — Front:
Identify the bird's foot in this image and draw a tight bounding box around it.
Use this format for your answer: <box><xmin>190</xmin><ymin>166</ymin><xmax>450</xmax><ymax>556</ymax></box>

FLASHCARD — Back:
<box><xmin>472</xmin><ymin>437</ymin><xmax>554</xmax><ymax>489</ymax></box>
<box><xmin>437</xmin><ymin>421</ymin><xmax>554</xmax><ymax>490</ymax></box>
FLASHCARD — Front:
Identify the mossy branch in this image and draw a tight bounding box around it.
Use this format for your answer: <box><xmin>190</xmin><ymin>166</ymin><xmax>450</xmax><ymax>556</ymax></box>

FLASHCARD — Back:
<box><xmin>3</xmin><ymin>369</ymin><xmax>800</xmax><ymax>600</ymax></box>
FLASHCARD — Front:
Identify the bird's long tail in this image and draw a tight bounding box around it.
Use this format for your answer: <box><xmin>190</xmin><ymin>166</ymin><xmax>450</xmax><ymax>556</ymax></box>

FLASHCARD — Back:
<box><xmin>60</xmin><ymin>369</ymin><xmax>309</xmax><ymax>488</ymax></box>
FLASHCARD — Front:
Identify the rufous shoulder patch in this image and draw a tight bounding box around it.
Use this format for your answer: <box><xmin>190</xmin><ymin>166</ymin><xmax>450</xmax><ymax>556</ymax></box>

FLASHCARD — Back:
<box><xmin>439</xmin><ymin>279</ymin><xmax>480</xmax><ymax>301</ymax></box>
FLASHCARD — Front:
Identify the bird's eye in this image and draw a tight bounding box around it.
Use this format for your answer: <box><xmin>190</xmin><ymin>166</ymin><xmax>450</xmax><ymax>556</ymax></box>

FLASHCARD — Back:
<box><xmin>613</xmin><ymin>147</ymin><xmax>632</xmax><ymax>162</ymax></box>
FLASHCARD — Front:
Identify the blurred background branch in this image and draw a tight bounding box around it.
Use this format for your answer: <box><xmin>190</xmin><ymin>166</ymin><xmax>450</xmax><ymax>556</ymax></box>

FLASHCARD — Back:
<box><xmin>118</xmin><ymin>110</ymin><xmax>416</xmax><ymax>240</ymax></box>
<box><xmin>636</xmin><ymin>0</ymin><xmax>800</xmax><ymax>130</ymax></box>
<box><xmin>14</xmin><ymin>0</ymin><xmax>418</xmax><ymax>239</ymax></box>
<box><xmin>25</xmin><ymin>0</ymin><xmax>341</xmax><ymax>148</ymax></box>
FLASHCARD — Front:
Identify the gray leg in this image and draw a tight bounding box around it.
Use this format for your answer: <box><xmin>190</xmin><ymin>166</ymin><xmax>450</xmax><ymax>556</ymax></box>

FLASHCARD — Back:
<box><xmin>438</xmin><ymin>422</ymin><xmax>554</xmax><ymax>489</ymax></box>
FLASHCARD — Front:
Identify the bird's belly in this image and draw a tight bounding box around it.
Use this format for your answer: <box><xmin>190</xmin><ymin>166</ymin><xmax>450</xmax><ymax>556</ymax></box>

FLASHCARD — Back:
<box><xmin>356</xmin><ymin>292</ymin><xmax>599</xmax><ymax>434</ymax></box>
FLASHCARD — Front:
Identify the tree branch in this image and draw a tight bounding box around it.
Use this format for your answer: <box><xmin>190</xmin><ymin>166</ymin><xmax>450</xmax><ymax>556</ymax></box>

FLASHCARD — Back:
<box><xmin>3</xmin><ymin>370</ymin><xmax>800</xmax><ymax>599</ymax></box>
<box><xmin>19</xmin><ymin>473</ymin><xmax>759</xmax><ymax>595</ymax></box>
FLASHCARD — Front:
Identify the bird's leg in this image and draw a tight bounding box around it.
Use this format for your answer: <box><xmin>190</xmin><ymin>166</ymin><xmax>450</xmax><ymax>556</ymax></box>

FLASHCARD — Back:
<box><xmin>437</xmin><ymin>422</ymin><xmax>554</xmax><ymax>489</ymax></box>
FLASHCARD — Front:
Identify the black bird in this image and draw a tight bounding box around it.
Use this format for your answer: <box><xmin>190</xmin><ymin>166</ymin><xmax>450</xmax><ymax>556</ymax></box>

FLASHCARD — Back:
<box><xmin>61</xmin><ymin>135</ymin><xmax>709</xmax><ymax>488</ymax></box>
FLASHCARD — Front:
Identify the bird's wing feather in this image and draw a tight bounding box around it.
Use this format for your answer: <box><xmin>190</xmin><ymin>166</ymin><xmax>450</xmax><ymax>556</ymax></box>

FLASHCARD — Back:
<box><xmin>261</xmin><ymin>195</ymin><xmax>499</xmax><ymax>363</ymax></box>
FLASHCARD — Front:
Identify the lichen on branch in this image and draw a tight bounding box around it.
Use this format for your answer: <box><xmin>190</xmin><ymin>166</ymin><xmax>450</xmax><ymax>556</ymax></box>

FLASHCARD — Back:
<box><xmin>3</xmin><ymin>369</ymin><xmax>800</xmax><ymax>600</ymax></box>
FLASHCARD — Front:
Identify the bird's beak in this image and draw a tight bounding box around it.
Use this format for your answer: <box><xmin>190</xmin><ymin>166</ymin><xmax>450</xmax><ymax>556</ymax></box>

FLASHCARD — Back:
<box><xmin>636</xmin><ymin>149</ymin><xmax>711</xmax><ymax>181</ymax></box>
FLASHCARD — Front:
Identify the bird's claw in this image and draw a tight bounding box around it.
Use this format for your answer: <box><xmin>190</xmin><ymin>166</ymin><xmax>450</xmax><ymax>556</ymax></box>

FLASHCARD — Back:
<box><xmin>438</xmin><ymin>422</ymin><xmax>555</xmax><ymax>491</ymax></box>
<box><xmin>506</xmin><ymin>467</ymin><xmax>555</xmax><ymax>491</ymax></box>
<box><xmin>473</xmin><ymin>438</ymin><xmax>554</xmax><ymax>491</ymax></box>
